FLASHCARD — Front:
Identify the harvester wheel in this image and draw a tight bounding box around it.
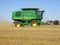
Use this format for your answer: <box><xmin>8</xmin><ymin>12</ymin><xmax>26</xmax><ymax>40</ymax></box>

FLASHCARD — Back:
<box><xmin>53</xmin><ymin>20</ymin><xmax>59</xmax><ymax>25</ymax></box>
<box><xmin>31</xmin><ymin>20</ymin><xmax>38</xmax><ymax>27</ymax></box>
<box><xmin>15</xmin><ymin>23</ymin><xmax>21</xmax><ymax>27</ymax></box>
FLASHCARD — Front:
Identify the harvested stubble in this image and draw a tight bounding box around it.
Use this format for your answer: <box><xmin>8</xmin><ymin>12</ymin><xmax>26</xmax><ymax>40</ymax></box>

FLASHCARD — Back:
<box><xmin>0</xmin><ymin>22</ymin><xmax>60</xmax><ymax>45</ymax></box>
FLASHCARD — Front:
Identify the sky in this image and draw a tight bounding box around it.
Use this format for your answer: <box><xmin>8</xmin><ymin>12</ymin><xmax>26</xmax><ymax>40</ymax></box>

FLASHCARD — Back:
<box><xmin>0</xmin><ymin>0</ymin><xmax>60</xmax><ymax>22</ymax></box>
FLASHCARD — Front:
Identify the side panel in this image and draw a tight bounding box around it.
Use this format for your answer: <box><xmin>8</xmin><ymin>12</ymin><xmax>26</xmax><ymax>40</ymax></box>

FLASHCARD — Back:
<box><xmin>21</xmin><ymin>10</ymin><xmax>37</xmax><ymax>20</ymax></box>
<box><xmin>12</xmin><ymin>10</ymin><xmax>38</xmax><ymax>21</ymax></box>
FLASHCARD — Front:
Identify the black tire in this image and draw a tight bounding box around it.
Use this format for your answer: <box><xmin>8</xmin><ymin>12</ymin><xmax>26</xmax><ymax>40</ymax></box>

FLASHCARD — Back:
<box><xmin>53</xmin><ymin>20</ymin><xmax>59</xmax><ymax>25</ymax></box>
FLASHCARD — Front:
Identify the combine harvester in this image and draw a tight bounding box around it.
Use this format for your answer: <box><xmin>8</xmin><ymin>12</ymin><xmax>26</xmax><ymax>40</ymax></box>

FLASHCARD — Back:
<box><xmin>12</xmin><ymin>8</ymin><xmax>59</xmax><ymax>27</ymax></box>
<box><xmin>12</xmin><ymin>8</ymin><xmax>45</xmax><ymax>27</ymax></box>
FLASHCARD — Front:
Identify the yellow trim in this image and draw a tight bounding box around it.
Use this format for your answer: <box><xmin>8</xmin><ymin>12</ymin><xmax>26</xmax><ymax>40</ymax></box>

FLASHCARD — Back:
<box><xmin>32</xmin><ymin>23</ymin><xmax>37</xmax><ymax>27</ymax></box>
<box><xmin>16</xmin><ymin>24</ymin><xmax>20</xmax><ymax>27</ymax></box>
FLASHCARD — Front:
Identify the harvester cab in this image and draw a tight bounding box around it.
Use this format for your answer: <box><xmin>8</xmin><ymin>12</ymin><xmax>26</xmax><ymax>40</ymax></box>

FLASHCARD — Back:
<box><xmin>12</xmin><ymin>8</ymin><xmax>45</xmax><ymax>27</ymax></box>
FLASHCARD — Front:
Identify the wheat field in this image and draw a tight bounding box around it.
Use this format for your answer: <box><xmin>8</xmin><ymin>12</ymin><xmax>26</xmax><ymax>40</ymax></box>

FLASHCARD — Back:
<box><xmin>0</xmin><ymin>22</ymin><xmax>60</xmax><ymax>45</ymax></box>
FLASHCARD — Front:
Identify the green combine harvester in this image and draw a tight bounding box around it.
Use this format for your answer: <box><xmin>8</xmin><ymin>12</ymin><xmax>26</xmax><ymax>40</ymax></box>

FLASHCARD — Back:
<box><xmin>12</xmin><ymin>8</ymin><xmax>45</xmax><ymax>27</ymax></box>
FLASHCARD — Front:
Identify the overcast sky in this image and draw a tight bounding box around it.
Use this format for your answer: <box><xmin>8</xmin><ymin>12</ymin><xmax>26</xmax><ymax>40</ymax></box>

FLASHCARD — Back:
<box><xmin>0</xmin><ymin>0</ymin><xmax>60</xmax><ymax>22</ymax></box>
